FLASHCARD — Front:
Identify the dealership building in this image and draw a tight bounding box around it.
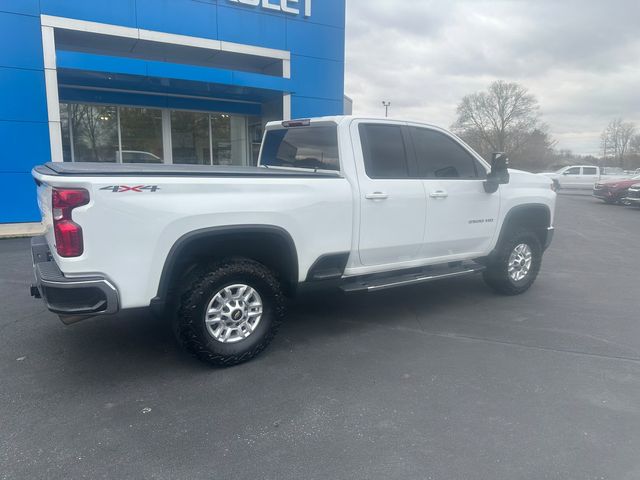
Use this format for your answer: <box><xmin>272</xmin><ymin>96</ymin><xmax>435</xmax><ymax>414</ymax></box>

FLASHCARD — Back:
<box><xmin>0</xmin><ymin>0</ymin><xmax>346</xmax><ymax>227</ymax></box>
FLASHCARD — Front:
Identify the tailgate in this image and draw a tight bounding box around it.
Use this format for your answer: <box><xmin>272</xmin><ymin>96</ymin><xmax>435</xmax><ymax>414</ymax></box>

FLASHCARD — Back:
<box><xmin>34</xmin><ymin>175</ymin><xmax>54</xmax><ymax>246</ymax></box>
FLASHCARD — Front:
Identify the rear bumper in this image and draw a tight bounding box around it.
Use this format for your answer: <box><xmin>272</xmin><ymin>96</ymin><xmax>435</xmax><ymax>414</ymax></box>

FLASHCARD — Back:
<box><xmin>30</xmin><ymin>236</ymin><xmax>119</xmax><ymax>324</ymax></box>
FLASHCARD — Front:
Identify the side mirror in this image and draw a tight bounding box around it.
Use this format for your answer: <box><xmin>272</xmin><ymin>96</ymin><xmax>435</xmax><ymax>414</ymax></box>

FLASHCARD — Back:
<box><xmin>484</xmin><ymin>152</ymin><xmax>510</xmax><ymax>193</ymax></box>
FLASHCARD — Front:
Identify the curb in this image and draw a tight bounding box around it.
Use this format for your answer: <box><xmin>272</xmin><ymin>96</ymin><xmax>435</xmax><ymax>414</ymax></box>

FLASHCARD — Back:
<box><xmin>0</xmin><ymin>223</ymin><xmax>45</xmax><ymax>239</ymax></box>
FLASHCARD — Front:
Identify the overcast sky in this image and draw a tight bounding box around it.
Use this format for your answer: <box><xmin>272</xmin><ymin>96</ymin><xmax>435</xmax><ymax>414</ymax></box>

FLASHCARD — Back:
<box><xmin>344</xmin><ymin>0</ymin><xmax>640</xmax><ymax>156</ymax></box>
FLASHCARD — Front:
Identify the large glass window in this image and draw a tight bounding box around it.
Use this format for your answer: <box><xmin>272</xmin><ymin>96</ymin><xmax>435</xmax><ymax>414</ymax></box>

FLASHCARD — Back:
<box><xmin>171</xmin><ymin>111</ymin><xmax>210</xmax><ymax>165</ymax></box>
<box><xmin>62</xmin><ymin>104</ymin><xmax>119</xmax><ymax>162</ymax></box>
<box><xmin>359</xmin><ymin>124</ymin><xmax>409</xmax><ymax>179</ymax></box>
<box><xmin>410</xmin><ymin>127</ymin><xmax>481</xmax><ymax>179</ymax></box>
<box><xmin>211</xmin><ymin>114</ymin><xmax>232</xmax><ymax>165</ymax></box>
<box><xmin>261</xmin><ymin>126</ymin><xmax>340</xmax><ymax>171</ymax></box>
<box><xmin>119</xmin><ymin>107</ymin><xmax>163</xmax><ymax>163</ymax></box>
<box><xmin>248</xmin><ymin>119</ymin><xmax>264</xmax><ymax>165</ymax></box>
<box><xmin>60</xmin><ymin>102</ymin><xmax>257</xmax><ymax>166</ymax></box>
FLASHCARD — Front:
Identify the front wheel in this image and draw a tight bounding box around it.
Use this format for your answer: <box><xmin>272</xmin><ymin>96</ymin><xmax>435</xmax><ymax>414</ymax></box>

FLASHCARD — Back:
<box><xmin>174</xmin><ymin>258</ymin><xmax>286</xmax><ymax>367</ymax></box>
<box><xmin>483</xmin><ymin>229</ymin><xmax>543</xmax><ymax>295</ymax></box>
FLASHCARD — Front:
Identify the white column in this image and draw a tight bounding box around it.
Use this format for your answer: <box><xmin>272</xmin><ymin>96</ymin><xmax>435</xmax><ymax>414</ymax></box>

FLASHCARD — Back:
<box><xmin>162</xmin><ymin>109</ymin><xmax>173</xmax><ymax>164</ymax></box>
<box><xmin>283</xmin><ymin>94</ymin><xmax>291</xmax><ymax>121</ymax></box>
<box><xmin>230</xmin><ymin>116</ymin><xmax>248</xmax><ymax>166</ymax></box>
<box><xmin>41</xmin><ymin>25</ymin><xmax>64</xmax><ymax>162</ymax></box>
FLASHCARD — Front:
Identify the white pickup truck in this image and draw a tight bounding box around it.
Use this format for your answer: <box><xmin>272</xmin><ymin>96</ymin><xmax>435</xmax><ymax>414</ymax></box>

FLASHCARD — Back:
<box><xmin>540</xmin><ymin>165</ymin><xmax>628</xmax><ymax>190</ymax></box>
<box><xmin>31</xmin><ymin>116</ymin><xmax>556</xmax><ymax>366</ymax></box>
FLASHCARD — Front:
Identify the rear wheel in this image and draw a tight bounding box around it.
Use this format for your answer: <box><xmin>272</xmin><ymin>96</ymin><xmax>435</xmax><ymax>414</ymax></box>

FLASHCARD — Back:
<box><xmin>174</xmin><ymin>258</ymin><xmax>285</xmax><ymax>367</ymax></box>
<box><xmin>483</xmin><ymin>229</ymin><xmax>542</xmax><ymax>295</ymax></box>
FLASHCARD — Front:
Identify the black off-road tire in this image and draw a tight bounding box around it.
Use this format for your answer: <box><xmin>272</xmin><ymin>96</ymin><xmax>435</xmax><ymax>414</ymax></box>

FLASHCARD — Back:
<box><xmin>483</xmin><ymin>228</ymin><xmax>542</xmax><ymax>296</ymax></box>
<box><xmin>174</xmin><ymin>258</ymin><xmax>285</xmax><ymax>367</ymax></box>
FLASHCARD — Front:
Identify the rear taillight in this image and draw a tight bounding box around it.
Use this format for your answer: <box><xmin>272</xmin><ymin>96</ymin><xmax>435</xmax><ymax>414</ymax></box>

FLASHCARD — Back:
<box><xmin>52</xmin><ymin>188</ymin><xmax>89</xmax><ymax>257</ymax></box>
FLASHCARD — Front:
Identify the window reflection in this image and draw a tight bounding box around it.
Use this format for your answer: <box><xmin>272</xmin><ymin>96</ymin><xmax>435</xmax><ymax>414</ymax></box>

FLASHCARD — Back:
<box><xmin>171</xmin><ymin>111</ymin><xmax>210</xmax><ymax>165</ymax></box>
<box><xmin>61</xmin><ymin>104</ymin><xmax>119</xmax><ymax>162</ymax></box>
<box><xmin>119</xmin><ymin>107</ymin><xmax>164</xmax><ymax>163</ymax></box>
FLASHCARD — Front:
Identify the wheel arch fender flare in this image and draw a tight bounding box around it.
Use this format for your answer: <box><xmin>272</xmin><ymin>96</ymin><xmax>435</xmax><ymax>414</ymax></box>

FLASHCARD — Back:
<box><xmin>151</xmin><ymin>225</ymin><xmax>299</xmax><ymax>313</ymax></box>
<box><xmin>493</xmin><ymin>203</ymin><xmax>552</xmax><ymax>252</ymax></box>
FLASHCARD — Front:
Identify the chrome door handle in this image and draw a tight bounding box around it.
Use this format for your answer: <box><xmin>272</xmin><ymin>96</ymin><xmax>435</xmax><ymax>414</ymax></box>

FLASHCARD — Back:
<box><xmin>365</xmin><ymin>192</ymin><xmax>389</xmax><ymax>200</ymax></box>
<box><xmin>429</xmin><ymin>190</ymin><xmax>449</xmax><ymax>199</ymax></box>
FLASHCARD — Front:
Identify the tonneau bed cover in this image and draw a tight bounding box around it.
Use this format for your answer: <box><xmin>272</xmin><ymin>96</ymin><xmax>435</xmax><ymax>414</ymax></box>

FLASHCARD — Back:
<box><xmin>33</xmin><ymin>162</ymin><xmax>340</xmax><ymax>178</ymax></box>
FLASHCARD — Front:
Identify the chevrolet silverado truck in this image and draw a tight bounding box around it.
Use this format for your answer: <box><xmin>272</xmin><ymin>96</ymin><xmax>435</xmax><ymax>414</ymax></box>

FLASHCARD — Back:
<box><xmin>540</xmin><ymin>165</ymin><xmax>629</xmax><ymax>190</ymax></box>
<box><xmin>31</xmin><ymin>116</ymin><xmax>556</xmax><ymax>366</ymax></box>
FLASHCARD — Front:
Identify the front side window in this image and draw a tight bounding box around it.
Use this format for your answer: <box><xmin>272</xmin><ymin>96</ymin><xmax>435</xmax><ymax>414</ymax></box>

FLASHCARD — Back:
<box><xmin>410</xmin><ymin>127</ymin><xmax>482</xmax><ymax>179</ymax></box>
<box><xmin>261</xmin><ymin>126</ymin><xmax>339</xmax><ymax>171</ymax></box>
<box><xmin>359</xmin><ymin>124</ymin><xmax>409</xmax><ymax>179</ymax></box>
<box><xmin>565</xmin><ymin>167</ymin><xmax>581</xmax><ymax>175</ymax></box>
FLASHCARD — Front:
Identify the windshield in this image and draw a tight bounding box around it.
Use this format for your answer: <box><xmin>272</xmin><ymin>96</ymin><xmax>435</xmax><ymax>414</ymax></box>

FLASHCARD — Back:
<box><xmin>260</xmin><ymin>126</ymin><xmax>340</xmax><ymax>171</ymax></box>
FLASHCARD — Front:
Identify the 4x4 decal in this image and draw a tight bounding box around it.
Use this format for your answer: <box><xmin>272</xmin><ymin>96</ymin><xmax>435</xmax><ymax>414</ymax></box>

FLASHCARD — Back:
<box><xmin>100</xmin><ymin>185</ymin><xmax>160</xmax><ymax>193</ymax></box>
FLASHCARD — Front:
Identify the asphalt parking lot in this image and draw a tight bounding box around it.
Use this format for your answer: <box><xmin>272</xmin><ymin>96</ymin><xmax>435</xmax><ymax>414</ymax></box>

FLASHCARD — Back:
<box><xmin>1</xmin><ymin>195</ymin><xmax>639</xmax><ymax>480</ymax></box>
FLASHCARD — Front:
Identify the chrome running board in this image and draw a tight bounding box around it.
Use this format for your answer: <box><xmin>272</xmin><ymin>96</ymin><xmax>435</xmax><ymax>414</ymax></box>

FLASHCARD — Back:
<box><xmin>341</xmin><ymin>264</ymin><xmax>485</xmax><ymax>293</ymax></box>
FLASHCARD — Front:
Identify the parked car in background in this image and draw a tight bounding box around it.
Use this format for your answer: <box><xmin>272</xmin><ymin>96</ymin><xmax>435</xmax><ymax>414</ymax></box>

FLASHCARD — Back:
<box><xmin>623</xmin><ymin>183</ymin><xmax>640</xmax><ymax>207</ymax></box>
<box><xmin>593</xmin><ymin>174</ymin><xmax>640</xmax><ymax>204</ymax></box>
<box><xmin>540</xmin><ymin>165</ymin><xmax>629</xmax><ymax>190</ymax></box>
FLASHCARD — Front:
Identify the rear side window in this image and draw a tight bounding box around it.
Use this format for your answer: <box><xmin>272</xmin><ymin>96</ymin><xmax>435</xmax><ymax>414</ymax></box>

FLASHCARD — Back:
<box><xmin>359</xmin><ymin>124</ymin><xmax>409</xmax><ymax>179</ymax></box>
<box><xmin>410</xmin><ymin>127</ymin><xmax>482</xmax><ymax>179</ymax></box>
<box><xmin>260</xmin><ymin>126</ymin><xmax>339</xmax><ymax>171</ymax></box>
<box><xmin>583</xmin><ymin>167</ymin><xmax>598</xmax><ymax>175</ymax></box>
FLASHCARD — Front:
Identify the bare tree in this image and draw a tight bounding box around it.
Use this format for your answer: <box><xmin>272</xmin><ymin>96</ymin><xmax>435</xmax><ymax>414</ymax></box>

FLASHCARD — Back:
<box><xmin>452</xmin><ymin>81</ymin><xmax>553</xmax><ymax>169</ymax></box>
<box><xmin>631</xmin><ymin>134</ymin><xmax>640</xmax><ymax>155</ymax></box>
<box><xmin>601</xmin><ymin>118</ymin><xmax>636</xmax><ymax>168</ymax></box>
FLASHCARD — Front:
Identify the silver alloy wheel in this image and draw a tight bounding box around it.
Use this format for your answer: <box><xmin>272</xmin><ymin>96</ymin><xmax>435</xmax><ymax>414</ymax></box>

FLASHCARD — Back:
<box><xmin>508</xmin><ymin>243</ymin><xmax>533</xmax><ymax>282</ymax></box>
<box><xmin>204</xmin><ymin>284</ymin><xmax>263</xmax><ymax>344</ymax></box>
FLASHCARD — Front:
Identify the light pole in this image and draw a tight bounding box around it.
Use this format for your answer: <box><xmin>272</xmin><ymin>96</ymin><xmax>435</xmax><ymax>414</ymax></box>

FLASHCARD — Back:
<box><xmin>382</xmin><ymin>101</ymin><xmax>391</xmax><ymax>118</ymax></box>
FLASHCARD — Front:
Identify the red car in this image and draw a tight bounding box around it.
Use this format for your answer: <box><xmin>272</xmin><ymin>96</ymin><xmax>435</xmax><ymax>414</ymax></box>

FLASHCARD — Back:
<box><xmin>593</xmin><ymin>175</ymin><xmax>640</xmax><ymax>204</ymax></box>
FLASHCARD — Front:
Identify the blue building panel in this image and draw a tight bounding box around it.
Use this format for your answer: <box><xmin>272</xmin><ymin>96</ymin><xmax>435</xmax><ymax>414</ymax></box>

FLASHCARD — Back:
<box><xmin>0</xmin><ymin>173</ymin><xmax>41</xmax><ymax>223</ymax></box>
<box><xmin>217</xmin><ymin>5</ymin><xmax>287</xmax><ymax>50</ymax></box>
<box><xmin>291</xmin><ymin>96</ymin><xmax>343</xmax><ymax>119</ymax></box>
<box><xmin>0</xmin><ymin>12</ymin><xmax>44</xmax><ymax>70</ymax></box>
<box><xmin>0</xmin><ymin>121</ymin><xmax>50</xmax><ymax>172</ymax></box>
<box><xmin>290</xmin><ymin>55</ymin><xmax>344</xmax><ymax>100</ymax></box>
<box><xmin>286</xmin><ymin>20</ymin><xmax>345</xmax><ymax>62</ymax></box>
<box><xmin>40</xmin><ymin>0</ymin><xmax>138</xmax><ymax>28</ymax></box>
<box><xmin>136</xmin><ymin>0</ymin><xmax>219</xmax><ymax>40</ymax></box>
<box><xmin>0</xmin><ymin>0</ymin><xmax>40</xmax><ymax>16</ymax></box>
<box><xmin>0</xmin><ymin>67</ymin><xmax>47</xmax><ymax>123</ymax></box>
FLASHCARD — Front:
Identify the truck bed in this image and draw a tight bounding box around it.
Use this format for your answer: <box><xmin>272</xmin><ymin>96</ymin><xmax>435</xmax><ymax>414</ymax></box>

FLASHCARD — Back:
<box><xmin>34</xmin><ymin>162</ymin><xmax>340</xmax><ymax>178</ymax></box>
